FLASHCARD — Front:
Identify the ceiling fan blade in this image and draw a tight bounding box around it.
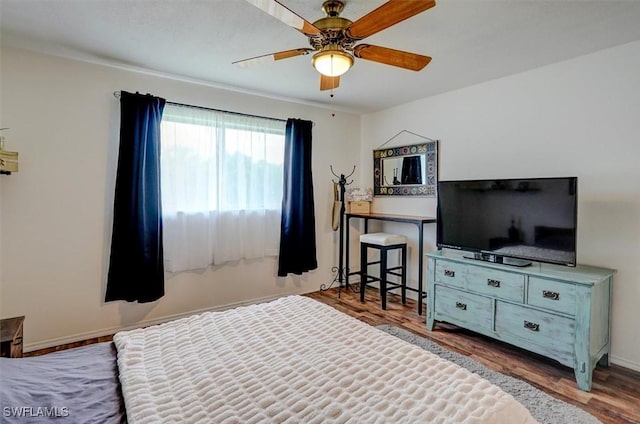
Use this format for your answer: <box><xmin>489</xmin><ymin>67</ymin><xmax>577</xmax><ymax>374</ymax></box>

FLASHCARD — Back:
<box><xmin>353</xmin><ymin>44</ymin><xmax>431</xmax><ymax>71</ymax></box>
<box><xmin>245</xmin><ymin>0</ymin><xmax>321</xmax><ymax>36</ymax></box>
<box><xmin>320</xmin><ymin>74</ymin><xmax>340</xmax><ymax>91</ymax></box>
<box><xmin>346</xmin><ymin>0</ymin><xmax>436</xmax><ymax>40</ymax></box>
<box><xmin>233</xmin><ymin>48</ymin><xmax>313</xmax><ymax>68</ymax></box>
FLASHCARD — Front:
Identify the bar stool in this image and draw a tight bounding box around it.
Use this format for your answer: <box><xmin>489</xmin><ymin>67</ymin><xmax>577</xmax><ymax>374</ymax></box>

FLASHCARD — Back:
<box><xmin>359</xmin><ymin>232</ymin><xmax>407</xmax><ymax>310</ymax></box>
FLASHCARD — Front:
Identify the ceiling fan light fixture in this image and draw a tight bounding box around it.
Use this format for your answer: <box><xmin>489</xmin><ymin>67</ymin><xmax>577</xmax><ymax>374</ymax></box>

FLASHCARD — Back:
<box><xmin>312</xmin><ymin>48</ymin><xmax>354</xmax><ymax>77</ymax></box>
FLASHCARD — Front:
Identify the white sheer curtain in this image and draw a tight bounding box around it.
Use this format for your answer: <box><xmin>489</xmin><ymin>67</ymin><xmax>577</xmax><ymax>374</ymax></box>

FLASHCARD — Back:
<box><xmin>160</xmin><ymin>104</ymin><xmax>285</xmax><ymax>272</ymax></box>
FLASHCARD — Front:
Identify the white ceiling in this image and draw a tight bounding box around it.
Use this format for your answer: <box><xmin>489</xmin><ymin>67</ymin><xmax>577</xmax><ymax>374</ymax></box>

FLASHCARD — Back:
<box><xmin>3</xmin><ymin>0</ymin><xmax>640</xmax><ymax>114</ymax></box>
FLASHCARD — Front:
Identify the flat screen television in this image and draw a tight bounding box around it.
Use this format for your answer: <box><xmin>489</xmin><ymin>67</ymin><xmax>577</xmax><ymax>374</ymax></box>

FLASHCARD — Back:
<box><xmin>436</xmin><ymin>177</ymin><xmax>578</xmax><ymax>267</ymax></box>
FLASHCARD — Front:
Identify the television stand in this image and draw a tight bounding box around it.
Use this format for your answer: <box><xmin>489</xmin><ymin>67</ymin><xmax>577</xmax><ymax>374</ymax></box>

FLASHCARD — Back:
<box><xmin>463</xmin><ymin>252</ymin><xmax>531</xmax><ymax>267</ymax></box>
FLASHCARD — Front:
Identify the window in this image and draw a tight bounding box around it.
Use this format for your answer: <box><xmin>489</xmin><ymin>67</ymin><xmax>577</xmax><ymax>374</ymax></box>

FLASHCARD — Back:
<box><xmin>160</xmin><ymin>104</ymin><xmax>285</xmax><ymax>272</ymax></box>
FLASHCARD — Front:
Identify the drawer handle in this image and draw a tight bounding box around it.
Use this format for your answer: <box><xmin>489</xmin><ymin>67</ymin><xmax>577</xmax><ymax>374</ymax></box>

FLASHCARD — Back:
<box><xmin>542</xmin><ymin>290</ymin><xmax>560</xmax><ymax>301</ymax></box>
<box><xmin>524</xmin><ymin>321</ymin><xmax>540</xmax><ymax>332</ymax></box>
<box><xmin>444</xmin><ymin>269</ymin><xmax>455</xmax><ymax>277</ymax></box>
<box><xmin>455</xmin><ymin>302</ymin><xmax>467</xmax><ymax>311</ymax></box>
<box><xmin>12</xmin><ymin>337</ymin><xmax>23</xmax><ymax>345</ymax></box>
<box><xmin>487</xmin><ymin>279</ymin><xmax>501</xmax><ymax>288</ymax></box>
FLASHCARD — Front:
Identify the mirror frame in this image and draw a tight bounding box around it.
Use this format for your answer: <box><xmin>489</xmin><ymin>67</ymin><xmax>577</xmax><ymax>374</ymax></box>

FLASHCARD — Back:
<box><xmin>373</xmin><ymin>141</ymin><xmax>438</xmax><ymax>196</ymax></box>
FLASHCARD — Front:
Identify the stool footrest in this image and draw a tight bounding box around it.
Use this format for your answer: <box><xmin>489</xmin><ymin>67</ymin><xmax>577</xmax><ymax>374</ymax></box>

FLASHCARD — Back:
<box><xmin>362</xmin><ymin>282</ymin><xmax>403</xmax><ymax>291</ymax></box>
<box><xmin>405</xmin><ymin>287</ymin><xmax>427</xmax><ymax>294</ymax></box>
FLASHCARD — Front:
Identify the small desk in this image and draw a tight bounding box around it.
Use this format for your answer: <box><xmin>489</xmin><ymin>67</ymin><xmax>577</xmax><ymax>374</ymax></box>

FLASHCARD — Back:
<box><xmin>345</xmin><ymin>212</ymin><xmax>436</xmax><ymax>315</ymax></box>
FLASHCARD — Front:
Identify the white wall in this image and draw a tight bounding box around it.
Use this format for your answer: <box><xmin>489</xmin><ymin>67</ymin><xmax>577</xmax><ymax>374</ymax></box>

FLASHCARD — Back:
<box><xmin>0</xmin><ymin>47</ymin><xmax>361</xmax><ymax>350</ymax></box>
<box><xmin>0</xmin><ymin>66</ymin><xmax>4</xmax><ymax>317</ymax></box>
<box><xmin>3</xmin><ymin>40</ymin><xmax>639</xmax><ymax>371</ymax></box>
<box><xmin>360</xmin><ymin>40</ymin><xmax>640</xmax><ymax>370</ymax></box>
<box><xmin>0</xmin><ymin>170</ymin><xmax>3</xmax><ymax>318</ymax></box>
<box><xmin>0</xmin><ymin>46</ymin><xmax>4</xmax><ymax>318</ymax></box>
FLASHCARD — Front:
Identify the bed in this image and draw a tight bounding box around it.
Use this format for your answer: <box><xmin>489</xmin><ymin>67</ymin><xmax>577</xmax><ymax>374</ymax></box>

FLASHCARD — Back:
<box><xmin>1</xmin><ymin>296</ymin><xmax>537</xmax><ymax>423</ymax></box>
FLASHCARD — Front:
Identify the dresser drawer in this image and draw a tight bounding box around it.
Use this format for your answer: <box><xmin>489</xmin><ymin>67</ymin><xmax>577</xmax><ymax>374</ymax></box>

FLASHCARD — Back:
<box><xmin>434</xmin><ymin>261</ymin><xmax>467</xmax><ymax>289</ymax></box>
<box><xmin>434</xmin><ymin>285</ymin><xmax>493</xmax><ymax>331</ymax></box>
<box><xmin>528</xmin><ymin>277</ymin><xmax>577</xmax><ymax>315</ymax></box>
<box><xmin>495</xmin><ymin>301</ymin><xmax>574</xmax><ymax>365</ymax></box>
<box><xmin>466</xmin><ymin>267</ymin><xmax>525</xmax><ymax>303</ymax></box>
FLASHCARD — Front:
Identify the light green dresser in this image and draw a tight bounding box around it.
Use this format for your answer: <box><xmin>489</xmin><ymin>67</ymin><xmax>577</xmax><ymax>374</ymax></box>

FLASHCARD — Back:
<box><xmin>426</xmin><ymin>250</ymin><xmax>615</xmax><ymax>391</ymax></box>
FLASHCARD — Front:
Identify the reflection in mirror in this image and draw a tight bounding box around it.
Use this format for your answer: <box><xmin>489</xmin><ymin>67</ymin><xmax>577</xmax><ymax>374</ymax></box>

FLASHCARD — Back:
<box><xmin>382</xmin><ymin>155</ymin><xmax>426</xmax><ymax>185</ymax></box>
<box><xmin>373</xmin><ymin>140</ymin><xmax>438</xmax><ymax>196</ymax></box>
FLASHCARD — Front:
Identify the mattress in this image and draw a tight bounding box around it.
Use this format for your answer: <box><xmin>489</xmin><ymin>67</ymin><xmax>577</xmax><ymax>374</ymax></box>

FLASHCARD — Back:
<box><xmin>114</xmin><ymin>295</ymin><xmax>537</xmax><ymax>423</ymax></box>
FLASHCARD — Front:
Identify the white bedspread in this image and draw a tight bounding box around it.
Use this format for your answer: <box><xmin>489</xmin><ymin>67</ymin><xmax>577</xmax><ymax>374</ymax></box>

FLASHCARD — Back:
<box><xmin>114</xmin><ymin>296</ymin><xmax>537</xmax><ymax>424</ymax></box>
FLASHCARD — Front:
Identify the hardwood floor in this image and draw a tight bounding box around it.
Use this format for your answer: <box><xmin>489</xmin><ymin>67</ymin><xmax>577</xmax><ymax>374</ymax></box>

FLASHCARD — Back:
<box><xmin>26</xmin><ymin>288</ymin><xmax>640</xmax><ymax>423</ymax></box>
<box><xmin>307</xmin><ymin>288</ymin><xmax>640</xmax><ymax>424</ymax></box>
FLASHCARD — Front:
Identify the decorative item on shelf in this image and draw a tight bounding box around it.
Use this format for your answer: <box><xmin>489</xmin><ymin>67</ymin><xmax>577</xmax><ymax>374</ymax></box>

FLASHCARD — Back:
<box><xmin>348</xmin><ymin>201</ymin><xmax>370</xmax><ymax>213</ymax></box>
<box><xmin>345</xmin><ymin>187</ymin><xmax>373</xmax><ymax>201</ymax></box>
<box><xmin>321</xmin><ymin>164</ymin><xmax>357</xmax><ymax>297</ymax></box>
<box><xmin>345</xmin><ymin>187</ymin><xmax>373</xmax><ymax>213</ymax></box>
<box><xmin>0</xmin><ymin>128</ymin><xmax>19</xmax><ymax>175</ymax></box>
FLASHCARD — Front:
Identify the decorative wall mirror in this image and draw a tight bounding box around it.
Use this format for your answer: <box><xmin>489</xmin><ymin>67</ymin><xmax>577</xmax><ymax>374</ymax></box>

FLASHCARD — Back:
<box><xmin>373</xmin><ymin>133</ymin><xmax>438</xmax><ymax>196</ymax></box>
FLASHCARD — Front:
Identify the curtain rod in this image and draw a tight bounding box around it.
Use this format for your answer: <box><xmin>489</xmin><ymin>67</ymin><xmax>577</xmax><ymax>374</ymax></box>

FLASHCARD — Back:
<box><xmin>113</xmin><ymin>91</ymin><xmax>287</xmax><ymax>124</ymax></box>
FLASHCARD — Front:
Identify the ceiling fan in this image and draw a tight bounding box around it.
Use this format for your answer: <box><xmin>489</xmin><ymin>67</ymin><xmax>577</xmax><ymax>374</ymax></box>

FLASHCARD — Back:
<box><xmin>233</xmin><ymin>0</ymin><xmax>436</xmax><ymax>91</ymax></box>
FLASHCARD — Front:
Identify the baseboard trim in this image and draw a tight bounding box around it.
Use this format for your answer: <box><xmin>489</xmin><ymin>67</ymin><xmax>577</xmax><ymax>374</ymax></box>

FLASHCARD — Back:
<box><xmin>23</xmin><ymin>293</ymin><xmax>296</xmax><ymax>353</ymax></box>
<box><xmin>610</xmin><ymin>355</ymin><xmax>640</xmax><ymax>373</ymax></box>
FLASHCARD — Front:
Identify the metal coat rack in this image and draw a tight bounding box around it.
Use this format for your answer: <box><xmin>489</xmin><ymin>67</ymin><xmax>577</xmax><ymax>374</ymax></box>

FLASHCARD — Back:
<box><xmin>321</xmin><ymin>165</ymin><xmax>356</xmax><ymax>297</ymax></box>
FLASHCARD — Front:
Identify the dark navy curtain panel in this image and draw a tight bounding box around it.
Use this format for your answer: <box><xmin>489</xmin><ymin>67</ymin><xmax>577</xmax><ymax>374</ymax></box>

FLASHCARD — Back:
<box><xmin>401</xmin><ymin>155</ymin><xmax>422</xmax><ymax>184</ymax></box>
<box><xmin>277</xmin><ymin>119</ymin><xmax>318</xmax><ymax>277</ymax></box>
<box><xmin>105</xmin><ymin>91</ymin><xmax>166</xmax><ymax>303</ymax></box>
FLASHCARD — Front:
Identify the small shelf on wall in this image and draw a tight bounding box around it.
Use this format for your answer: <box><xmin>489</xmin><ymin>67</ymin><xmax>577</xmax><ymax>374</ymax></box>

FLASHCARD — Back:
<box><xmin>0</xmin><ymin>130</ymin><xmax>19</xmax><ymax>175</ymax></box>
